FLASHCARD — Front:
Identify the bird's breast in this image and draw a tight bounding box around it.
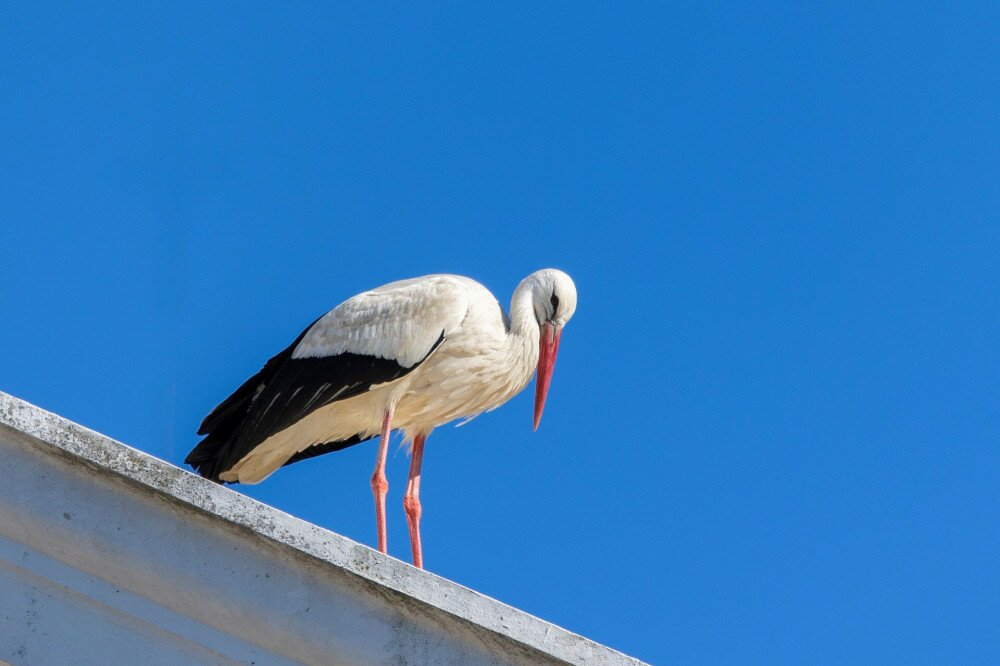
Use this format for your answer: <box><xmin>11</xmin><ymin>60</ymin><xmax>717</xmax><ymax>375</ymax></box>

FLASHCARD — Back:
<box><xmin>393</xmin><ymin>324</ymin><xmax>536</xmax><ymax>431</ymax></box>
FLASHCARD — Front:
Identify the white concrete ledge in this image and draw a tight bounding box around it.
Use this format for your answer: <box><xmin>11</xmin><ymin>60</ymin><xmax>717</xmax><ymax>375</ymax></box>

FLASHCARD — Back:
<box><xmin>0</xmin><ymin>391</ymin><xmax>644</xmax><ymax>665</ymax></box>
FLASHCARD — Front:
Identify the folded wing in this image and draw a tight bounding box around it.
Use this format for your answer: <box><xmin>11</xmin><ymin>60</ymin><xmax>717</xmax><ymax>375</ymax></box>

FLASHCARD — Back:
<box><xmin>186</xmin><ymin>276</ymin><xmax>469</xmax><ymax>482</ymax></box>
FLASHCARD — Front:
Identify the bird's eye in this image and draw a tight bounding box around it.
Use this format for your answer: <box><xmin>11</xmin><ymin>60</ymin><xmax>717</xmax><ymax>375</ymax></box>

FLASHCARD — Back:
<box><xmin>550</xmin><ymin>292</ymin><xmax>559</xmax><ymax>311</ymax></box>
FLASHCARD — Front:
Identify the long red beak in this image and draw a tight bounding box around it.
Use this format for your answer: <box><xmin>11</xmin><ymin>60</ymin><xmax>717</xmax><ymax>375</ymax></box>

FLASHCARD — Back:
<box><xmin>533</xmin><ymin>323</ymin><xmax>562</xmax><ymax>431</ymax></box>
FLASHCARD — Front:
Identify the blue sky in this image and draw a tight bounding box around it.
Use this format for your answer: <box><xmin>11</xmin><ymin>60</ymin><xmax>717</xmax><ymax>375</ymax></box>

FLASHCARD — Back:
<box><xmin>2</xmin><ymin>4</ymin><xmax>997</xmax><ymax>663</ymax></box>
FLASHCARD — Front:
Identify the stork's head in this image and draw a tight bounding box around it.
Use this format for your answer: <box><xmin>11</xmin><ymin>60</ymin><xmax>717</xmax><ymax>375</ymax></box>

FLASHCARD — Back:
<box><xmin>525</xmin><ymin>268</ymin><xmax>577</xmax><ymax>430</ymax></box>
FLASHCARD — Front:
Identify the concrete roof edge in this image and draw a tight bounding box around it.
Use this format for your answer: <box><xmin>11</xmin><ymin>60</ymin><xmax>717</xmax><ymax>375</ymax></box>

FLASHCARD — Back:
<box><xmin>0</xmin><ymin>391</ymin><xmax>645</xmax><ymax>666</ymax></box>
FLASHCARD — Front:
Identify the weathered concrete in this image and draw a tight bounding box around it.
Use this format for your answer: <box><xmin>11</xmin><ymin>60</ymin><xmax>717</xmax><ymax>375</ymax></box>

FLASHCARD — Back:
<box><xmin>0</xmin><ymin>391</ymin><xmax>645</xmax><ymax>665</ymax></box>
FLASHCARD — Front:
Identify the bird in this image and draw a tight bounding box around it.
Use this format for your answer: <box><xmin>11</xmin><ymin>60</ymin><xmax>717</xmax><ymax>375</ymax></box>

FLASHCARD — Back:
<box><xmin>185</xmin><ymin>269</ymin><xmax>577</xmax><ymax>568</ymax></box>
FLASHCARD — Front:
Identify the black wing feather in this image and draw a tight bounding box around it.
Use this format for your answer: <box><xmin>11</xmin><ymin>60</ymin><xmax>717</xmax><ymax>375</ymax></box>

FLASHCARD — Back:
<box><xmin>282</xmin><ymin>434</ymin><xmax>371</xmax><ymax>467</ymax></box>
<box><xmin>186</xmin><ymin>327</ymin><xmax>444</xmax><ymax>483</ymax></box>
<box><xmin>196</xmin><ymin>317</ymin><xmax>320</xmax><ymax>437</ymax></box>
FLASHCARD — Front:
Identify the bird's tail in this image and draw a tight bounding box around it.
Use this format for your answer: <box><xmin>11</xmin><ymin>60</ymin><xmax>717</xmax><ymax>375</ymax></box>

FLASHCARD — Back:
<box><xmin>184</xmin><ymin>432</ymin><xmax>233</xmax><ymax>483</ymax></box>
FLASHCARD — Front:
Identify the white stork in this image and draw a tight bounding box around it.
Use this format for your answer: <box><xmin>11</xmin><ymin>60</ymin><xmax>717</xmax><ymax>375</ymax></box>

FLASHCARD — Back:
<box><xmin>186</xmin><ymin>269</ymin><xmax>577</xmax><ymax>568</ymax></box>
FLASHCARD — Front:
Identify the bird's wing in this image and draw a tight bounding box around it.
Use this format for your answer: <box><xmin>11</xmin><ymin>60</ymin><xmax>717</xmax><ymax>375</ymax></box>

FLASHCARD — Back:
<box><xmin>292</xmin><ymin>275</ymin><xmax>470</xmax><ymax>366</ymax></box>
<box><xmin>195</xmin><ymin>316</ymin><xmax>320</xmax><ymax>438</ymax></box>
<box><xmin>187</xmin><ymin>277</ymin><xmax>469</xmax><ymax>481</ymax></box>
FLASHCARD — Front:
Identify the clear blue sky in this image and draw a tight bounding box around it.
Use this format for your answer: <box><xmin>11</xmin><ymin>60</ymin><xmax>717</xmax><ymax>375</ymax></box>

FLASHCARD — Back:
<box><xmin>2</xmin><ymin>4</ymin><xmax>997</xmax><ymax>663</ymax></box>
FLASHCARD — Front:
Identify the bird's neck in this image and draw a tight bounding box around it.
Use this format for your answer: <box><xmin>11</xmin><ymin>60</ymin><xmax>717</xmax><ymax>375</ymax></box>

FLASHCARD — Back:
<box><xmin>506</xmin><ymin>280</ymin><xmax>541</xmax><ymax>383</ymax></box>
<box><xmin>511</xmin><ymin>278</ymin><xmax>543</xmax><ymax>337</ymax></box>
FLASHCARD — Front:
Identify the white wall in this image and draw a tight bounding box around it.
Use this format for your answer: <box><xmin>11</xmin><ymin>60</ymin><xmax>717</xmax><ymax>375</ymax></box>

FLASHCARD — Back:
<box><xmin>0</xmin><ymin>392</ymin><xmax>642</xmax><ymax>666</ymax></box>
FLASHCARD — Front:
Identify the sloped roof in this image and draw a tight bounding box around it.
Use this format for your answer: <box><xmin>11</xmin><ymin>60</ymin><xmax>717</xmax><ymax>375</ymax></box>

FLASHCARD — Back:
<box><xmin>0</xmin><ymin>391</ymin><xmax>644</xmax><ymax>665</ymax></box>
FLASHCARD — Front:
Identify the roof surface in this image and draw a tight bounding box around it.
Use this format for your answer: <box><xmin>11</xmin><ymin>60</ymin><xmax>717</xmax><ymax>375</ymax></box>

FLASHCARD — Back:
<box><xmin>0</xmin><ymin>390</ymin><xmax>644</xmax><ymax>665</ymax></box>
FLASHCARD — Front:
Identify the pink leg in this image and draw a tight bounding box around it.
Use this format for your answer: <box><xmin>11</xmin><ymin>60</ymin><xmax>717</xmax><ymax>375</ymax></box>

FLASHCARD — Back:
<box><xmin>403</xmin><ymin>433</ymin><xmax>427</xmax><ymax>568</ymax></box>
<box><xmin>370</xmin><ymin>408</ymin><xmax>393</xmax><ymax>554</ymax></box>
